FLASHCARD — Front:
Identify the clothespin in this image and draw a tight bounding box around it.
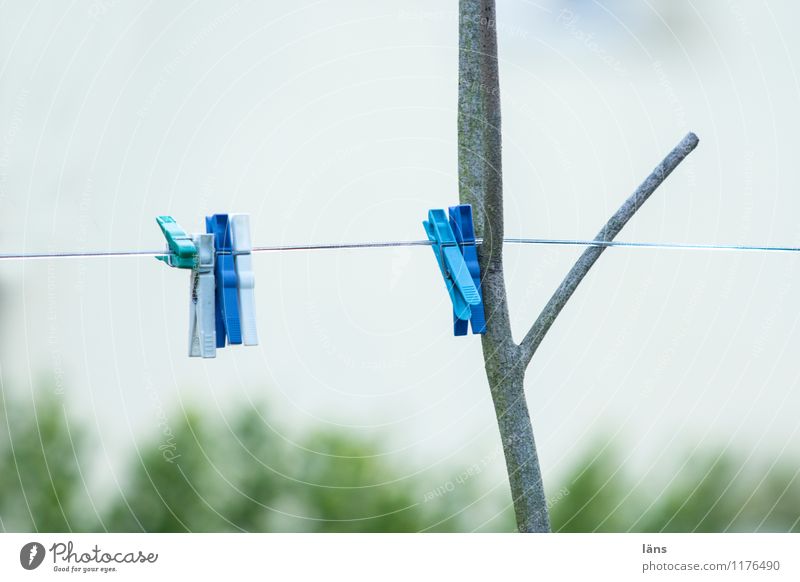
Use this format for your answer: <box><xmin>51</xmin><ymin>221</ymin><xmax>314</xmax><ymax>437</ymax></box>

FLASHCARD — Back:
<box><xmin>449</xmin><ymin>204</ymin><xmax>486</xmax><ymax>335</ymax></box>
<box><xmin>230</xmin><ymin>214</ymin><xmax>259</xmax><ymax>346</ymax></box>
<box><xmin>155</xmin><ymin>216</ymin><xmax>197</xmax><ymax>269</ymax></box>
<box><xmin>206</xmin><ymin>214</ymin><xmax>242</xmax><ymax>347</ymax></box>
<box><xmin>156</xmin><ymin>216</ymin><xmax>217</xmax><ymax>358</ymax></box>
<box><xmin>423</xmin><ymin>207</ymin><xmax>483</xmax><ymax>334</ymax></box>
<box><xmin>188</xmin><ymin>233</ymin><xmax>217</xmax><ymax>358</ymax></box>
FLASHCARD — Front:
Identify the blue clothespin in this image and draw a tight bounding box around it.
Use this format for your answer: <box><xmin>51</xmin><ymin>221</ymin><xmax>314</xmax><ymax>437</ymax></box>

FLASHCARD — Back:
<box><xmin>449</xmin><ymin>204</ymin><xmax>486</xmax><ymax>335</ymax></box>
<box><xmin>206</xmin><ymin>214</ymin><xmax>242</xmax><ymax>347</ymax></box>
<box><xmin>423</xmin><ymin>207</ymin><xmax>482</xmax><ymax>333</ymax></box>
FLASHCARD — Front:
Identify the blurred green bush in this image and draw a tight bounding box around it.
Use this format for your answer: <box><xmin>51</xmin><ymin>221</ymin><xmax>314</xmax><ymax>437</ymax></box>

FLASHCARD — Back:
<box><xmin>551</xmin><ymin>443</ymin><xmax>800</xmax><ymax>532</ymax></box>
<box><xmin>1</xmin><ymin>391</ymin><xmax>797</xmax><ymax>532</ymax></box>
<box><xmin>0</xmin><ymin>391</ymin><xmax>511</xmax><ymax>532</ymax></box>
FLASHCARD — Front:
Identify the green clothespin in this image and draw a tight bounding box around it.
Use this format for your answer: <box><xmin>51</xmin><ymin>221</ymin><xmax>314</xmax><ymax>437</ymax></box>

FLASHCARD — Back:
<box><xmin>156</xmin><ymin>216</ymin><xmax>197</xmax><ymax>269</ymax></box>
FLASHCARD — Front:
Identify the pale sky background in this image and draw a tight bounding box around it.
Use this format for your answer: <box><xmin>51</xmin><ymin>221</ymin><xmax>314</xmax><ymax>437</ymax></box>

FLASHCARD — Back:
<box><xmin>1</xmin><ymin>0</ymin><xmax>799</xmax><ymax>507</ymax></box>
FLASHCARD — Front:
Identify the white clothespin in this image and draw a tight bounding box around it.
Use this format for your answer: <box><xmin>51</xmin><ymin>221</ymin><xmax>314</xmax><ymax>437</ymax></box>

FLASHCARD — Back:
<box><xmin>230</xmin><ymin>214</ymin><xmax>258</xmax><ymax>345</ymax></box>
<box><xmin>189</xmin><ymin>233</ymin><xmax>217</xmax><ymax>358</ymax></box>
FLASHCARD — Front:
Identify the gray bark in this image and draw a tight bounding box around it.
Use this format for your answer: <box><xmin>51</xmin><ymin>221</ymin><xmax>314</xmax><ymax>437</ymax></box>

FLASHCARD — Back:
<box><xmin>458</xmin><ymin>0</ymin><xmax>548</xmax><ymax>532</ymax></box>
<box><xmin>457</xmin><ymin>0</ymin><xmax>699</xmax><ymax>532</ymax></box>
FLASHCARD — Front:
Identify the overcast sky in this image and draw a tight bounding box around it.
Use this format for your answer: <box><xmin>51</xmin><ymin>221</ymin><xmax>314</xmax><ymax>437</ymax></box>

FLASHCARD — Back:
<box><xmin>1</xmin><ymin>0</ymin><xmax>799</xmax><ymax>496</ymax></box>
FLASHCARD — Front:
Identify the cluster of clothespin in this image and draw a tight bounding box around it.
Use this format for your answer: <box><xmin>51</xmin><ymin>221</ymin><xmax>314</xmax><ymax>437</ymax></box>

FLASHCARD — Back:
<box><xmin>156</xmin><ymin>214</ymin><xmax>258</xmax><ymax>358</ymax></box>
<box><xmin>156</xmin><ymin>204</ymin><xmax>485</xmax><ymax>358</ymax></box>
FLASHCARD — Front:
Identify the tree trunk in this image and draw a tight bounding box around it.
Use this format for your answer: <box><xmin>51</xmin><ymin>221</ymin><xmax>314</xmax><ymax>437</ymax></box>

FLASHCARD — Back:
<box><xmin>486</xmin><ymin>363</ymin><xmax>550</xmax><ymax>532</ymax></box>
<box><xmin>456</xmin><ymin>0</ymin><xmax>698</xmax><ymax>533</ymax></box>
<box><xmin>457</xmin><ymin>0</ymin><xmax>550</xmax><ymax>532</ymax></box>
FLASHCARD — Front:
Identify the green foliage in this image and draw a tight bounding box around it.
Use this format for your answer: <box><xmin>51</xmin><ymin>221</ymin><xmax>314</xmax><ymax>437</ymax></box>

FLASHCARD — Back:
<box><xmin>63</xmin><ymin>399</ymin><xmax>501</xmax><ymax>532</ymax></box>
<box><xmin>552</xmin><ymin>445</ymin><xmax>800</xmax><ymax>533</ymax></box>
<box><xmin>550</xmin><ymin>445</ymin><xmax>636</xmax><ymax>532</ymax></box>
<box><xmin>15</xmin><ymin>396</ymin><xmax>506</xmax><ymax>532</ymax></box>
<box><xmin>2</xmin><ymin>390</ymin><xmax>797</xmax><ymax>532</ymax></box>
<box><xmin>0</xmin><ymin>392</ymin><xmax>94</xmax><ymax>532</ymax></box>
<box><xmin>105</xmin><ymin>410</ymin><xmax>230</xmax><ymax>532</ymax></box>
<box><xmin>636</xmin><ymin>454</ymin><xmax>746</xmax><ymax>532</ymax></box>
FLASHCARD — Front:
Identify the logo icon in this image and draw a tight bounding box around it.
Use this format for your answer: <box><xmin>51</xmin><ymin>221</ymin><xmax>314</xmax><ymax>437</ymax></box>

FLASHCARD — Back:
<box><xmin>20</xmin><ymin>542</ymin><xmax>45</xmax><ymax>570</ymax></box>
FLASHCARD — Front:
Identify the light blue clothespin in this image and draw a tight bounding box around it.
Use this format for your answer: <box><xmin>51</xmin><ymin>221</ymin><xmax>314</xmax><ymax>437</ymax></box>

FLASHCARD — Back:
<box><xmin>229</xmin><ymin>214</ymin><xmax>258</xmax><ymax>346</ymax></box>
<box><xmin>449</xmin><ymin>204</ymin><xmax>486</xmax><ymax>335</ymax></box>
<box><xmin>155</xmin><ymin>216</ymin><xmax>217</xmax><ymax>358</ymax></box>
<box><xmin>423</xmin><ymin>208</ymin><xmax>482</xmax><ymax>329</ymax></box>
<box><xmin>188</xmin><ymin>233</ymin><xmax>217</xmax><ymax>358</ymax></box>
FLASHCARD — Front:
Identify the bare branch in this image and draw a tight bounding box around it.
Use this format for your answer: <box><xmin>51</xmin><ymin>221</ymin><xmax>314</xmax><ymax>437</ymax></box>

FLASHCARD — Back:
<box><xmin>518</xmin><ymin>132</ymin><xmax>700</xmax><ymax>365</ymax></box>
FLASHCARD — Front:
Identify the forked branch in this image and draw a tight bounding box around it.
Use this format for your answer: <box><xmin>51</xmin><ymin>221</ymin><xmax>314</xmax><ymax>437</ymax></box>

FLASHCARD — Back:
<box><xmin>457</xmin><ymin>0</ymin><xmax>700</xmax><ymax>533</ymax></box>
<box><xmin>518</xmin><ymin>132</ymin><xmax>700</xmax><ymax>365</ymax></box>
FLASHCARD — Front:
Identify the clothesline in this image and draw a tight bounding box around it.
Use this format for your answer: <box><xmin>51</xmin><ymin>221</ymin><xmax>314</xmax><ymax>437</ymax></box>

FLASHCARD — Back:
<box><xmin>1</xmin><ymin>237</ymin><xmax>800</xmax><ymax>261</ymax></box>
